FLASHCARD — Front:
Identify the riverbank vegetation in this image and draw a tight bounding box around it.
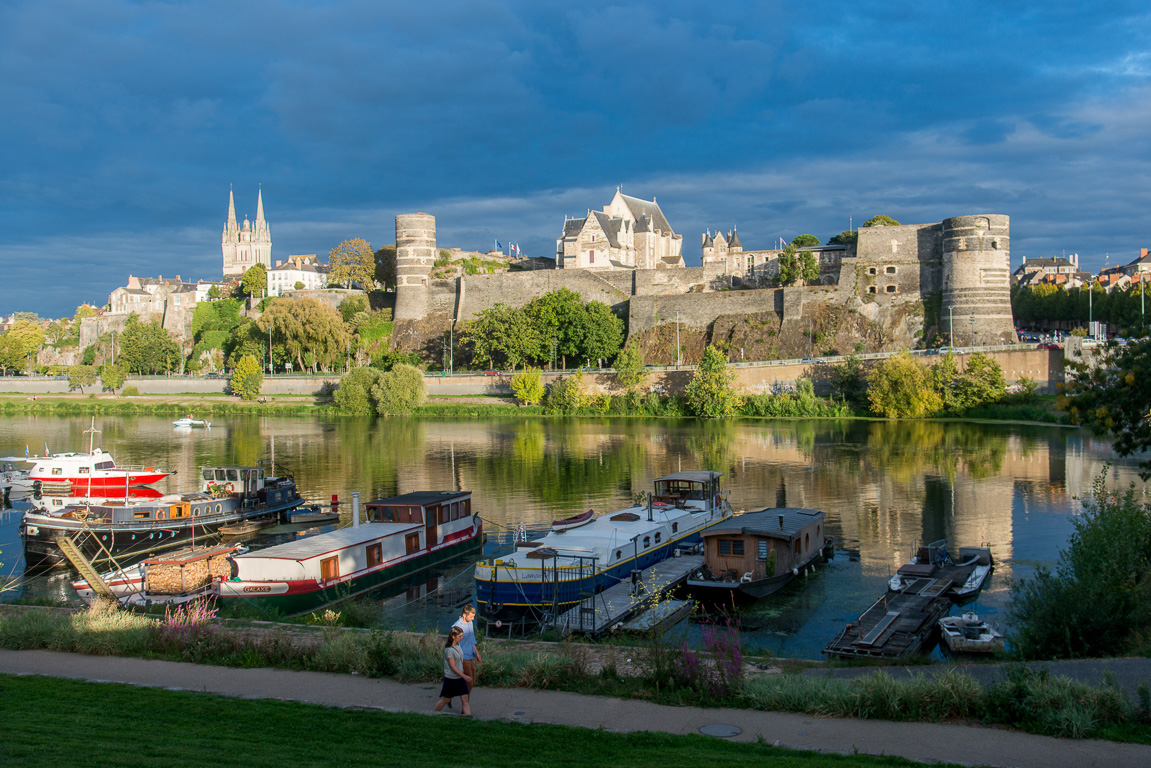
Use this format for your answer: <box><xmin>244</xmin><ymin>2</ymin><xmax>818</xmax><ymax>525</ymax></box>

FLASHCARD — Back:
<box><xmin>0</xmin><ymin>675</ymin><xmax>930</xmax><ymax>768</ymax></box>
<box><xmin>0</xmin><ymin>605</ymin><xmax>1146</xmax><ymax>742</ymax></box>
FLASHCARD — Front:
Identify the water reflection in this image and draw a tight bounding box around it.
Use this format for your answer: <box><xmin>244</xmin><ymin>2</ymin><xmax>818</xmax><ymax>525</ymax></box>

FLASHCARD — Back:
<box><xmin>0</xmin><ymin>414</ymin><xmax>1143</xmax><ymax>658</ymax></box>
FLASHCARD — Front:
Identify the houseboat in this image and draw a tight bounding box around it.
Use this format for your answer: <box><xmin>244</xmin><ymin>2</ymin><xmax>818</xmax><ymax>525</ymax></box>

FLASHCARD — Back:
<box><xmin>215</xmin><ymin>490</ymin><xmax>483</xmax><ymax>615</ymax></box>
<box><xmin>473</xmin><ymin>471</ymin><xmax>733</xmax><ymax>623</ymax></box>
<box><xmin>21</xmin><ymin>465</ymin><xmax>303</xmax><ymax>565</ymax></box>
<box><xmin>687</xmin><ymin>507</ymin><xmax>829</xmax><ymax>599</ymax></box>
<box><xmin>72</xmin><ymin>544</ymin><xmax>245</xmax><ymax>605</ymax></box>
<box><xmin>888</xmin><ymin>540</ymin><xmax>993</xmax><ymax>599</ymax></box>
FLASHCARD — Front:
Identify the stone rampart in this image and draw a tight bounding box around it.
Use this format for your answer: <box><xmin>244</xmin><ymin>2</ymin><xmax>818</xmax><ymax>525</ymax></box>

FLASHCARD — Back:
<box><xmin>628</xmin><ymin>289</ymin><xmax>780</xmax><ymax>334</ymax></box>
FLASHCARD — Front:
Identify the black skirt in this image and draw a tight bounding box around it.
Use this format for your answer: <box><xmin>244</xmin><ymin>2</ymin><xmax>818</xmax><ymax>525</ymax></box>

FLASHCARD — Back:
<box><xmin>439</xmin><ymin>676</ymin><xmax>469</xmax><ymax>698</ymax></box>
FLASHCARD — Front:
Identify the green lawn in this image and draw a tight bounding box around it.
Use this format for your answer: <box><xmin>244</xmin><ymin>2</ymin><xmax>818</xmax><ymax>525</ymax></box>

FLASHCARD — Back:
<box><xmin>0</xmin><ymin>674</ymin><xmax>941</xmax><ymax>768</ymax></box>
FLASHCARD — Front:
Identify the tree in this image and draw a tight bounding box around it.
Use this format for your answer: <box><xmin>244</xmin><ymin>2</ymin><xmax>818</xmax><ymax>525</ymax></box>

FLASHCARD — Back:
<box><xmin>1060</xmin><ymin>337</ymin><xmax>1151</xmax><ymax>476</ymax></box>
<box><xmin>791</xmin><ymin>234</ymin><xmax>820</xmax><ymax>248</ymax></box>
<box><xmin>511</xmin><ymin>367</ymin><xmax>545</xmax><ymax>405</ymax></box>
<box><xmin>525</xmin><ymin>288</ymin><xmax>586</xmax><ymax>367</ymax></box>
<box><xmin>827</xmin><ymin>230</ymin><xmax>858</xmax><ymax>246</ymax></box>
<box><xmin>294</xmin><ymin>281</ymin><xmax>305</xmax><ymax>290</ymax></box>
<box><xmin>863</xmin><ymin>214</ymin><xmax>901</xmax><ymax>227</ymax></box>
<box><xmin>462</xmin><ymin>303</ymin><xmax>540</xmax><ymax>370</ymax></box>
<box><xmin>102</xmin><ymin>363</ymin><xmax>127</xmax><ymax>393</ymax></box>
<box><xmin>828</xmin><ymin>353</ymin><xmax>868</xmax><ymax>407</ymax></box>
<box><xmin>867</xmin><ymin>351</ymin><xmax>942</xmax><ymax>418</ymax></box>
<box><xmin>374</xmin><ymin>245</ymin><xmax>397</xmax><ymax>291</ymax></box>
<box><xmin>613</xmin><ymin>345</ymin><xmax>646</xmax><ymax>391</ymax></box>
<box><xmin>117</xmin><ymin>315</ymin><xmax>181</xmax><ymax>374</ymax></box>
<box><xmin>1009</xmin><ymin>470</ymin><xmax>1151</xmax><ymax>659</ymax></box>
<box><xmin>776</xmin><ymin>245</ymin><xmax>801</xmax><ymax>286</ymax></box>
<box><xmin>334</xmin><ymin>366</ymin><xmax>384</xmax><ymax>414</ymax></box>
<box><xmin>0</xmin><ymin>319</ymin><xmax>46</xmax><ymax>374</ymax></box>
<box><xmin>930</xmin><ymin>351</ymin><xmax>963</xmax><ymax>411</ymax></box>
<box><xmin>241</xmin><ymin>263</ymin><xmax>267</xmax><ymax>298</ymax></box>
<box><xmin>207</xmin><ymin>284</ymin><xmax>222</xmax><ymax>300</ymax></box>
<box><xmin>231</xmin><ymin>355</ymin><xmax>264</xmax><ymax>400</ymax></box>
<box><xmin>67</xmin><ymin>365</ymin><xmax>97</xmax><ymax>394</ymax></box>
<box><xmin>543</xmin><ymin>371</ymin><xmax>588</xmax><ymax>413</ymax></box>
<box><xmin>799</xmin><ymin>250</ymin><xmax>820</xmax><ymax>282</ymax></box>
<box><xmin>260</xmin><ymin>297</ymin><xmax>350</xmax><ymax>373</ymax></box>
<box><xmin>955</xmin><ymin>353</ymin><xmax>1006</xmax><ymax>408</ymax></box>
<box><xmin>329</xmin><ymin>238</ymin><xmax>376</xmax><ymax>289</ymax></box>
<box><xmin>577</xmin><ymin>301</ymin><xmax>625</xmax><ymax>366</ymax></box>
<box><xmin>684</xmin><ymin>345</ymin><xmax>744</xmax><ymax>417</ymax></box>
<box><xmin>371</xmin><ymin>363</ymin><xmax>426</xmax><ymax>415</ymax></box>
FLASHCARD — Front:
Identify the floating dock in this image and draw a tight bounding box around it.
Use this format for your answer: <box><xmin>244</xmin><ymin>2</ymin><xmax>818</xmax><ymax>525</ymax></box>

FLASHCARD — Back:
<box><xmin>552</xmin><ymin>554</ymin><xmax>703</xmax><ymax>636</ymax></box>
<box><xmin>823</xmin><ymin>589</ymin><xmax>951</xmax><ymax>660</ymax></box>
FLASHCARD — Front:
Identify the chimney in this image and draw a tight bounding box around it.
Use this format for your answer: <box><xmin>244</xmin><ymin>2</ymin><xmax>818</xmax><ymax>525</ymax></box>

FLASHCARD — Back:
<box><xmin>276</xmin><ymin>260</ymin><xmax>282</xmax><ymax>267</ymax></box>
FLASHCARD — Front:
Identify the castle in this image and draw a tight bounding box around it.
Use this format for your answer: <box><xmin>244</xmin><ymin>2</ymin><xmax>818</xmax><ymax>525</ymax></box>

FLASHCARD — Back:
<box><xmin>221</xmin><ymin>188</ymin><xmax>272</xmax><ymax>277</ymax></box>
<box><xmin>394</xmin><ymin>200</ymin><xmax>1017</xmax><ymax>352</ymax></box>
<box><xmin>556</xmin><ymin>189</ymin><xmax>684</xmax><ymax>270</ymax></box>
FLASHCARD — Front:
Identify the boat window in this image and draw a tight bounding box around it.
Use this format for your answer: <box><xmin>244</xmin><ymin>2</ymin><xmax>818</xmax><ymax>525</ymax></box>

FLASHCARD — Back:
<box><xmin>96</xmin><ymin>461</ymin><xmax>114</xmax><ymax>470</ymax></box>
<box><xmin>203</xmin><ymin>469</ymin><xmax>214</xmax><ymax>482</ymax></box>
<box><xmin>615</xmin><ymin>550</ymin><xmax>621</xmax><ymax>560</ymax></box>
<box><xmin>226</xmin><ymin>469</ymin><xmax>239</xmax><ymax>482</ymax></box>
<box><xmin>133</xmin><ymin>511</ymin><xmax>150</xmax><ymax>519</ymax></box>
<box><xmin>794</xmin><ymin>540</ymin><xmax>801</xmax><ymax>556</ymax></box>
<box><xmin>78</xmin><ymin>467</ymin><xmax>89</xmax><ymax>474</ymax></box>
<box><xmin>643</xmin><ymin>536</ymin><xmax>651</xmax><ymax>549</ymax></box>
<box><xmin>758</xmin><ymin>540</ymin><xmax>768</xmax><ymax>560</ymax></box>
<box><xmin>320</xmin><ymin>556</ymin><xmax>339</xmax><ymax>581</ymax></box>
<box><xmin>655</xmin><ymin>532</ymin><xmax>662</xmax><ymax>543</ymax></box>
<box><xmin>405</xmin><ymin>532</ymin><xmax>420</xmax><ymax>555</ymax></box>
<box><xmin>672</xmin><ymin>522</ymin><xmax>678</xmax><ymax>533</ymax></box>
<box><xmin>438</xmin><ymin>506</ymin><xmax>448</xmax><ymax>525</ymax></box>
<box><xmin>52</xmin><ymin>468</ymin><xmax>62</xmax><ymax>475</ymax></box>
<box><xmin>805</xmin><ymin>533</ymin><xmax>810</xmax><ymax>550</ymax></box>
<box><xmin>366</xmin><ymin>543</ymin><xmax>383</xmax><ymax>568</ymax></box>
<box><xmin>258</xmin><ymin>469</ymin><xmax>265</xmax><ymax>480</ymax></box>
<box><xmin>214</xmin><ymin>503</ymin><xmax>222</xmax><ymax>514</ymax></box>
<box><xmin>215</xmin><ymin>470</ymin><xmax>227</xmax><ymax>481</ymax></box>
<box><xmin>719</xmin><ymin>540</ymin><xmax>745</xmax><ymax>556</ymax></box>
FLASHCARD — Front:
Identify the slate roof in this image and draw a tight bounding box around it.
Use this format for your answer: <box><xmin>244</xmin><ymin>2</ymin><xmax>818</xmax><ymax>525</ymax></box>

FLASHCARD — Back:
<box><xmin>619</xmin><ymin>193</ymin><xmax>674</xmax><ymax>235</ymax></box>
<box><xmin>728</xmin><ymin>229</ymin><xmax>742</xmax><ymax>248</ymax></box>
<box><xmin>591</xmin><ymin>211</ymin><xmax>624</xmax><ymax>248</ymax></box>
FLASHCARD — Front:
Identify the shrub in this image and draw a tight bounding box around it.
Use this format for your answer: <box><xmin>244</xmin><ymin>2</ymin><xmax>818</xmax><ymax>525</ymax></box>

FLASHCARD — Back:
<box><xmin>511</xmin><ymin>367</ymin><xmax>545</xmax><ymax>405</ymax></box>
<box><xmin>121</xmin><ymin>386</ymin><xmax>139</xmax><ymax>397</ymax></box>
<box><xmin>684</xmin><ymin>346</ymin><xmax>743</xmax><ymax>417</ymax></box>
<box><xmin>334</xmin><ymin>366</ymin><xmax>384</xmax><ymax>414</ymax></box>
<box><xmin>868</xmin><ymin>350</ymin><xmax>942</xmax><ymax>418</ymax></box>
<box><xmin>230</xmin><ymin>355</ymin><xmax>264</xmax><ymax>401</ymax></box>
<box><xmin>543</xmin><ymin>372</ymin><xmax>586</xmax><ymax>413</ymax></box>
<box><xmin>101</xmin><ymin>363</ymin><xmax>127</xmax><ymax>393</ymax></box>
<box><xmin>372</xmin><ymin>363</ymin><xmax>426</xmax><ymax>415</ymax></box>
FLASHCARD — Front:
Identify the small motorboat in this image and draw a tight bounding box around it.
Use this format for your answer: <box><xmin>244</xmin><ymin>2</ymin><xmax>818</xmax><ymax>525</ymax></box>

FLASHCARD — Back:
<box><xmin>939</xmin><ymin>612</ymin><xmax>1005</xmax><ymax>653</ymax></box>
<box><xmin>889</xmin><ymin>540</ymin><xmax>993</xmax><ymax>599</ymax></box>
<box><xmin>552</xmin><ymin>508</ymin><xmax>595</xmax><ymax>531</ymax></box>
<box><xmin>173</xmin><ymin>417</ymin><xmax>211</xmax><ymax>428</ymax></box>
<box><xmin>285</xmin><ymin>504</ymin><xmax>340</xmax><ymax>524</ymax></box>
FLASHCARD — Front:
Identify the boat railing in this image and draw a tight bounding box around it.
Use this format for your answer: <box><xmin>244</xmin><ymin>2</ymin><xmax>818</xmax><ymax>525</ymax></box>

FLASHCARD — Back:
<box><xmin>856</xmin><ymin>594</ymin><xmax>889</xmax><ymax>640</ymax></box>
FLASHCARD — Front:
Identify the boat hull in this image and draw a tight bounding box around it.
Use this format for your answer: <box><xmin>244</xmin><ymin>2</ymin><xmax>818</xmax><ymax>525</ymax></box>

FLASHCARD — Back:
<box><xmin>20</xmin><ymin>497</ymin><xmax>303</xmax><ymax>566</ymax></box>
<box><xmin>476</xmin><ymin>531</ymin><xmax>710</xmax><ymax>623</ymax></box>
<box><xmin>687</xmin><ymin>548</ymin><xmax>825</xmax><ymax>600</ymax></box>
<box><xmin>217</xmin><ymin>531</ymin><xmax>484</xmax><ymax>615</ymax></box>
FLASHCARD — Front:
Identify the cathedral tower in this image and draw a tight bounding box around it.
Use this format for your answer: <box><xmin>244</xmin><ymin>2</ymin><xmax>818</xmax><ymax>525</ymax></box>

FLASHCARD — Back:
<box><xmin>222</xmin><ymin>187</ymin><xmax>272</xmax><ymax>277</ymax></box>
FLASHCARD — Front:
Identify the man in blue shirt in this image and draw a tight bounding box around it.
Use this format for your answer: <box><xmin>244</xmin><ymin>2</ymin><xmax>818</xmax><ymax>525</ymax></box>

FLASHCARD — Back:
<box><xmin>451</xmin><ymin>605</ymin><xmax>482</xmax><ymax>692</ymax></box>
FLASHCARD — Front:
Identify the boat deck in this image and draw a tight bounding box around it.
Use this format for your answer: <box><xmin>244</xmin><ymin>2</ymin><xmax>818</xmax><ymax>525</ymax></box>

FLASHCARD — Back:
<box><xmin>824</xmin><ymin>590</ymin><xmax>952</xmax><ymax>660</ymax></box>
<box><xmin>552</xmin><ymin>554</ymin><xmax>703</xmax><ymax>636</ymax></box>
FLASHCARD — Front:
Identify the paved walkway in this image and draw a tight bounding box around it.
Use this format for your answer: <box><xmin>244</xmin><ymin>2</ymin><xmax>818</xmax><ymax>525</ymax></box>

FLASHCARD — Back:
<box><xmin>2</xmin><ymin>650</ymin><xmax>1148</xmax><ymax>768</ymax></box>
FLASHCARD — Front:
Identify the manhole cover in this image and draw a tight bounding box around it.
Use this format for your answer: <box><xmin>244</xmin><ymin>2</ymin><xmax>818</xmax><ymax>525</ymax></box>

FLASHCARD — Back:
<box><xmin>699</xmin><ymin>724</ymin><xmax>741</xmax><ymax>738</ymax></box>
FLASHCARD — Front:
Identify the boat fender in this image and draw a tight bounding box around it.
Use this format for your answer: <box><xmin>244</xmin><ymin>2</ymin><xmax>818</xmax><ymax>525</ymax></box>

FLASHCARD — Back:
<box><xmin>791</xmin><ymin>567</ymin><xmax>799</xmax><ymax>576</ymax></box>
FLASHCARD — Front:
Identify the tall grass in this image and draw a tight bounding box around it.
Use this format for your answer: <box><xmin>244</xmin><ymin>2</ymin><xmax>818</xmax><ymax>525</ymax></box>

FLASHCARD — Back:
<box><xmin>0</xmin><ymin>606</ymin><xmax>1143</xmax><ymax>740</ymax></box>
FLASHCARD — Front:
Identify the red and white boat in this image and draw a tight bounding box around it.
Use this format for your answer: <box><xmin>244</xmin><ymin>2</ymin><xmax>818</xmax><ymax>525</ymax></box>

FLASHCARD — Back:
<box><xmin>25</xmin><ymin>419</ymin><xmax>170</xmax><ymax>492</ymax></box>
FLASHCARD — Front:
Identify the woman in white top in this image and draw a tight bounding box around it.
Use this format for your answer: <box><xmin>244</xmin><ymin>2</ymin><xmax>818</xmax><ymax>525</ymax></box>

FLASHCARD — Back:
<box><xmin>433</xmin><ymin>626</ymin><xmax>472</xmax><ymax>715</ymax></box>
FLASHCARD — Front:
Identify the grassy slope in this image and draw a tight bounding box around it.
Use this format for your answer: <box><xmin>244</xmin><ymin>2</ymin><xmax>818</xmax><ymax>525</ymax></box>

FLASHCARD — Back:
<box><xmin>0</xmin><ymin>674</ymin><xmax>936</xmax><ymax>768</ymax></box>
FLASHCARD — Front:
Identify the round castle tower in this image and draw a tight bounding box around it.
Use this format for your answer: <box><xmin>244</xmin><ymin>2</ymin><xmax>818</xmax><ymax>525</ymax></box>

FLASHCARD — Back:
<box><xmin>394</xmin><ymin>213</ymin><xmax>437</xmax><ymax>322</ymax></box>
<box><xmin>941</xmin><ymin>215</ymin><xmax>1016</xmax><ymax>345</ymax></box>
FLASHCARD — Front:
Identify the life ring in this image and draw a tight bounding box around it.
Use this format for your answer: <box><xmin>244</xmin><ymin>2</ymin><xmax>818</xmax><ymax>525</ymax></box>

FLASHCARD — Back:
<box><xmin>145</xmin><ymin>467</ymin><xmax>154</xmax><ymax>473</ymax></box>
<box><xmin>653</xmin><ymin>502</ymin><xmax>667</xmax><ymax>507</ymax></box>
<box><xmin>157</xmin><ymin>510</ymin><xmax>166</xmax><ymax>520</ymax></box>
<box><xmin>225</xmin><ymin>482</ymin><xmax>235</xmax><ymax>494</ymax></box>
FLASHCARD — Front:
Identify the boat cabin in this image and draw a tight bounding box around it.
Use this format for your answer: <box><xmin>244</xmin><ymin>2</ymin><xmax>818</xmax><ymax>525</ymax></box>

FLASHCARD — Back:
<box><xmin>652</xmin><ymin>471</ymin><xmax>724</xmax><ymax>511</ymax></box>
<box><xmin>701</xmin><ymin>507</ymin><xmax>825</xmax><ymax>581</ymax></box>
<box><xmin>365</xmin><ymin>490</ymin><xmax>472</xmax><ymax>548</ymax></box>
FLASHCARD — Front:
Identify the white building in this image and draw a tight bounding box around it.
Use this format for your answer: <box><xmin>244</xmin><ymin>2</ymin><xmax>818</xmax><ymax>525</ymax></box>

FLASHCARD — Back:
<box><xmin>268</xmin><ymin>255</ymin><xmax>329</xmax><ymax>296</ymax></box>
<box><xmin>556</xmin><ymin>189</ymin><xmax>684</xmax><ymax>270</ymax></box>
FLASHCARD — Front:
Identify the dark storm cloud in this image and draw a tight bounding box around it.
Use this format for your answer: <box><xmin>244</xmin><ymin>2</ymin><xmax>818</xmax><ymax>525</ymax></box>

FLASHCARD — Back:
<box><xmin>1</xmin><ymin>0</ymin><xmax>1149</xmax><ymax>316</ymax></box>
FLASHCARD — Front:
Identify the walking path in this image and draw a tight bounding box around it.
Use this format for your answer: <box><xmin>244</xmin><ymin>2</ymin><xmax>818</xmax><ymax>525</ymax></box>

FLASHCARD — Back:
<box><xmin>2</xmin><ymin>649</ymin><xmax>1148</xmax><ymax>768</ymax></box>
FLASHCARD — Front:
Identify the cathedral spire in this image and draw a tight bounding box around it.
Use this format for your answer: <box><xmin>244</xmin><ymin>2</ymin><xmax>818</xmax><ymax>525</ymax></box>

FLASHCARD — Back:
<box><xmin>227</xmin><ymin>186</ymin><xmax>237</xmax><ymax>229</ymax></box>
<box><xmin>255</xmin><ymin>185</ymin><xmax>265</xmax><ymax>225</ymax></box>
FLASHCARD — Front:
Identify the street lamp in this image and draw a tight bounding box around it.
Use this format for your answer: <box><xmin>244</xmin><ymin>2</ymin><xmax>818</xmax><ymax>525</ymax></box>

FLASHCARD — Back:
<box><xmin>675</xmin><ymin>311</ymin><xmax>681</xmax><ymax>367</ymax></box>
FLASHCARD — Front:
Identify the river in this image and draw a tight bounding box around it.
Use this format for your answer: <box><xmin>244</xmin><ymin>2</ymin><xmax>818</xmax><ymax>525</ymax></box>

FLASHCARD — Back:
<box><xmin>0</xmin><ymin>414</ymin><xmax>1142</xmax><ymax>659</ymax></box>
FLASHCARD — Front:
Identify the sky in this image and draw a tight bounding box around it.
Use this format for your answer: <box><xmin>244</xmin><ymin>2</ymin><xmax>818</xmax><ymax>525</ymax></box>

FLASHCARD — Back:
<box><xmin>3</xmin><ymin>1</ymin><xmax>1150</xmax><ymax>318</ymax></box>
